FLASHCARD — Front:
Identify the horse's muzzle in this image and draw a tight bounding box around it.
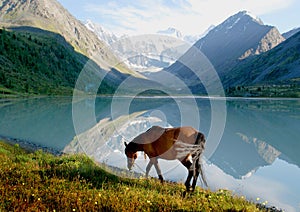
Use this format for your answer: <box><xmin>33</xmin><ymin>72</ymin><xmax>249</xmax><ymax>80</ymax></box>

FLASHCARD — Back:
<box><xmin>127</xmin><ymin>158</ymin><xmax>134</xmax><ymax>171</ymax></box>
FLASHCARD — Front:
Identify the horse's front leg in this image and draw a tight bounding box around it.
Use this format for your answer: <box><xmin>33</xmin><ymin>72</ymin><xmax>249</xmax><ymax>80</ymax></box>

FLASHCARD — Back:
<box><xmin>151</xmin><ymin>157</ymin><xmax>163</xmax><ymax>183</ymax></box>
<box><xmin>145</xmin><ymin>161</ymin><xmax>153</xmax><ymax>178</ymax></box>
<box><xmin>181</xmin><ymin>154</ymin><xmax>193</xmax><ymax>191</ymax></box>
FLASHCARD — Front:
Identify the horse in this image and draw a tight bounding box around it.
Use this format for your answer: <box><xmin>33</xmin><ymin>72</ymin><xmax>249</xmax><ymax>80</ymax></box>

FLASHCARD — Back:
<box><xmin>124</xmin><ymin>126</ymin><xmax>208</xmax><ymax>191</ymax></box>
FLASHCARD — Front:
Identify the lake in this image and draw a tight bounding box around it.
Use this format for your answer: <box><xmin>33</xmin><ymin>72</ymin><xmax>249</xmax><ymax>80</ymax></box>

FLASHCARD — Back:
<box><xmin>0</xmin><ymin>96</ymin><xmax>299</xmax><ymax>211</ymax></box>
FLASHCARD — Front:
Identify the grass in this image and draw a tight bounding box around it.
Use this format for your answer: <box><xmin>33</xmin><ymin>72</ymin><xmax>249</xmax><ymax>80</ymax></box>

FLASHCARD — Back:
<box><xmin>0</xmin><ymin>140</ymin><xmax>274</xmax><ymax>211</ymax></box>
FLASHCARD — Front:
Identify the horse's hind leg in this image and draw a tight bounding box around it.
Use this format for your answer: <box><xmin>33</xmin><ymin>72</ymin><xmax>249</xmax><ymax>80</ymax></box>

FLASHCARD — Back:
<box><xmin>192</xmin><ymin>156</ymin><xmax>208</xmax><ymax>189</ymax></box>
<box><xmin>191</xmin><ymin>158</ymin><xmax>200</xmax><ymax>191</ymax></box>
<box><xmin>185</xmin><ymin>170</ymin><xmax>193</xmax><ymax>191</ymax></box>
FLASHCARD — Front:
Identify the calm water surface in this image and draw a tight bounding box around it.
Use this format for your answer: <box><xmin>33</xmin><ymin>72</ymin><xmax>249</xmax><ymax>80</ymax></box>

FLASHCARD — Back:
<box><xmin>0</xmin><ymin>97</ymin><xmax>299</xmax><ymax>211</ymax></box>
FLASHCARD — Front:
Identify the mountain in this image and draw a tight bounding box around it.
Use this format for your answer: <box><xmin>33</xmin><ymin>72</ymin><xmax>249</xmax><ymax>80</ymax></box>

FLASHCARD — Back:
<box><xmin>282</xmin><ymin>27</ymin><xmax>300</xmax><ymax>39</ymax></box>
<box><xmin>0</xmin><ymin>0</ymin><xmax>138</xmax><ymax>77</ymax></box>
<box><xmin>111</xmin><ymin>34</ymin><xmax>191</xmax><ymax>73</ymax></box>
<box><xmin>84</xmin><ymin>21</ymin><xmax>191</xmax><ymax>73</ymax></box>
<box><xmin>0</xmin><ymin>27</ymin><xmax>114</xmax><ymax>96</ymax></box>
<box><xmin>157</xmin><ymin>27</ymin><xmax>183</xmax><ymax>40</ymax></box>
<box><xmin>84</xmin><ymin>20</ymin><xmax>118</xmax><ymax>46</ymax></box>
<box><xmin>0</xmin><ymin>0</ymin><xmax>155</xmax><ymax>97</ymax></box>
<box><xmin>190</xmin><ymin>10</ymin><xmax>284</xmax><ymax>73</ymax></box>
<box><xmin>183</xmin><ymin>25</ymin><xmax>215</xmax><ymax>44</ymax></box>
<box><xmin>165</xmin><ymin>11</ymin><xmax>285</xmax><ymax>94</ymax></box>
<box><xmin>157</xmin><ymin>27</ymin><xmax>206</xmax><ymax>44</ymax></box>
<box><xmin>223</xmin><ymin>31</ymin><xmax>300</xmax><ymax>97</ymax></box>
<box><xmin>0</xmin><ymin>0</ymin><xmax>102</xmax><ymax>57</ymax></box>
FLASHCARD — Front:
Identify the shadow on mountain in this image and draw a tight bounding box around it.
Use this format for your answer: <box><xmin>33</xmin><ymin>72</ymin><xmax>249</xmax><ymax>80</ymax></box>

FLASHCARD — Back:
<box><xmin>1</xmin><ymin>26</ymin><xmax>163</xmax><ymax>95</ymax></box>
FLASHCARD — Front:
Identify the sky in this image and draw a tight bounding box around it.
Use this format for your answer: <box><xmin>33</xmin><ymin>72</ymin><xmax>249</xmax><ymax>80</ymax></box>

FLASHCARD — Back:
<box><xmin>57</xmin><ymin>0</ymin><xmax>300</xmax><ymax>36</ymax></box>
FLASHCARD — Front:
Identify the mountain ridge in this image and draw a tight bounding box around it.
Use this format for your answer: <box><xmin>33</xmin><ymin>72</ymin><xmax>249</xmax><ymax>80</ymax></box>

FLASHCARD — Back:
<box><xmin>193</xmin><ymin>10</ymin><xmax>285</xmax><ymax>73</ymax></box>
<box><xmin>0</xmin><ymin>0</ymin><xmax>141</xmax><ymax>78</ymax></box>
<box><xmin>0</xmin><ymin>27</ymin><xmax>115</xmax><ymax>95</ymax></box>
<box><xmin>157</xmin><ymin>27</ymin><xmax>183</xmax><ymax>40</ymax></box>
<box><xmin>164</xmin><ymin>10</ymin><xmax>286</xmax><ymax>94</ymax></box>
<box><xmin>84</xmin><ymin>20</ymin><xmax>191</xmax><ymax>73</ymax></box>
<box><xmin>282</xmin><ymin>27</ymin><xmax>300</xmax><ymax>39</ymax></box>
<box><xmin>224</xmin><ymin>31</ymin><xmax>300</xmax><ymax>87</ymax></box>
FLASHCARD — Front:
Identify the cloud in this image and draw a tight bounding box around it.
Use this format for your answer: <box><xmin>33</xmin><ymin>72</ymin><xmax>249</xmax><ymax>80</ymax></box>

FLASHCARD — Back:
<box><xmin>84</xmin><ymin>0</ymin><xmax>294</xmax><ymax>36</ymax></box>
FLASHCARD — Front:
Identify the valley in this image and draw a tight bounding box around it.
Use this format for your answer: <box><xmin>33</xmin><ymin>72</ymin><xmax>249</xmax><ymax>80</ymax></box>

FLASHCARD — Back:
<box><xmin>0</xmin><ymin>0</ymin><xmax>299</xmax><ymax>97</ymax></box>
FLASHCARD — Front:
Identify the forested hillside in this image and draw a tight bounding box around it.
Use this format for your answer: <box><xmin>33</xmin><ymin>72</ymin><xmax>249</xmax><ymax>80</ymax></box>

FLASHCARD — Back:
<box><xmin>224</xmin><ymin>31</ymin><xmax>300</xmax><ymax>97</ymax></box>
<box><xmin>0</xmin><ymin>28</ymin><xmax>114</xmax><ymax>96</ymax></box>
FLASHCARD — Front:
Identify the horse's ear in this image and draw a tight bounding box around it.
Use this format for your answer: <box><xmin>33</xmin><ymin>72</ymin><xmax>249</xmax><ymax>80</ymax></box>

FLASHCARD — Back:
<box><xmin>124</xmin><ymin>142</ymin><xmax>128</xmax><ymax>147</ymax></box>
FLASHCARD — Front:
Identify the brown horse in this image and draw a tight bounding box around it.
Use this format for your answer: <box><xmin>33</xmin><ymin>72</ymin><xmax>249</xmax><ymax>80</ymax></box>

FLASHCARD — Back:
<box><xmin>124</xmin><ymin>126</ymin><xmax>208</xmax><ymax>191</ymax></box>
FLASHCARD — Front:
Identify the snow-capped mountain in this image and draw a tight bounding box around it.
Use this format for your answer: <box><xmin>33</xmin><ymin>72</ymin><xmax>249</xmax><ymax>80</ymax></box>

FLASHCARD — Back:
<box><xmin>157</xmin><ymin>27</ymin><xmax>183</xmax><ymax>40</ymax></box>
<box><xmin>194</xmin><ymin>10</ymin><xmax>285</xmax><ymax>69</ymax></box>
<box><xmin>165</xmin><ymin>10</ymin><xmax>285</xmax><ymax>93</ymax></box>
<box><xmin>84</xmin><ymin>19</ymin><xmax>118</xmax><ymax>46</ymax></box>
<box><xmin>110</xmin><ymin>34</ymin><xmax>190</xmax><ymax>73</ymax></box>
<box><xmin>84</xmin><ymin>21</ymin><xmax>191</xmax><ymax>73</ymax></box>
<box><xmin>157</xmin><ymin>27</ymin><xmax>208</xmax><ymax>44</ymax></box>
<box><xmin>220</xmin><ymin>10</ymin><xmax>264</xmax><ymax>29</ymax></box>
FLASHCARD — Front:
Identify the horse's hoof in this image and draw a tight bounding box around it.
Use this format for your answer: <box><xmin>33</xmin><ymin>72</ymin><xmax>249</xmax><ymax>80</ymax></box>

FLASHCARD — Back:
<box><xmin>185</xmin><ymin>185</ymin><xmax>192</xmax><ymax>191</ymax></box>
<box><xmin>182</xmin><ymin>191</ymin><xmax>187</xmax><ymax>198</ymax></box>
<box><xmin>158</xmin><ymin>175</ymin><xmax>164</xmax><ymax>183</ymax></box>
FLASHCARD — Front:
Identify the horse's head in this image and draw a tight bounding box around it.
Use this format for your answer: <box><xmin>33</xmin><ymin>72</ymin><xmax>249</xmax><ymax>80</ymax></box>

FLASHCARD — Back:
<box><xmin>124</xmin><ymin>142</ymin><xmax>138</xmax><ymax>170</ymax></box>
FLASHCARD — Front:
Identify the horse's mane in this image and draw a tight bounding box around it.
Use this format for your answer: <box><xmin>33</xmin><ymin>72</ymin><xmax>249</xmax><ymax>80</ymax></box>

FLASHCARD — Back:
<box><xmin>126</xmin><ymin>142</ymin><xmax>140</xmax><ymax>152</ymax></box>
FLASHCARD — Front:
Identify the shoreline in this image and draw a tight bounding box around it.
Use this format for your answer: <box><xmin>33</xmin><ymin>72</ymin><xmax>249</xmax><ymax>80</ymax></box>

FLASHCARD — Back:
<box><xmin>0</xmin><ymin>136</ymin><xmax>284</xmax><ymax>211</ymax></box>
<box><xmin>0</xmin><ymin>135</ymin><xmax>63</xmax><ymax>156</ymax></box>
<box><xmin>1</xmin><ymin>94</ymin><xmax>300</xmax><ymax>100</ymax></box>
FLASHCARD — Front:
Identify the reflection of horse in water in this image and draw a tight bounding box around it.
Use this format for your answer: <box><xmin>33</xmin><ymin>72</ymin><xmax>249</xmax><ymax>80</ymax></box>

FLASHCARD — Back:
<box><xmin>124</xmin><ymin>126</ymin><xmax>207</xmax><ymax>191</ymax></box>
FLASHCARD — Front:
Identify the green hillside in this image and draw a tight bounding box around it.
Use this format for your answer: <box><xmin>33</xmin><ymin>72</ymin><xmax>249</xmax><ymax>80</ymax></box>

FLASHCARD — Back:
<box><xmin>0</xmin><ymin>27</ymin><xmax>115</xmax><ymax>96</ymax></box>
<box><xmin>0</xmin><ymin>140</ymin><xmax>270</xmax><ymax>211</ymax></box>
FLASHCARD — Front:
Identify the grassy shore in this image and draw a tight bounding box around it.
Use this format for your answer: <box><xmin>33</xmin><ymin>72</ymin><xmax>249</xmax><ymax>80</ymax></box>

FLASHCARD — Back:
<box><xmin>0</xmin><ymin>140</ymin><xmax>278</xmax><ymax>211</ymax></box>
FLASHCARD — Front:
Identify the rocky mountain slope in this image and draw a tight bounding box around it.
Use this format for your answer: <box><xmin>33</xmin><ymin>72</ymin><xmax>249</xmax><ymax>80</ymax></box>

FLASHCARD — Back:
<box><xmin>224</xmin><ymin>31</ymin><xmax>300</xmax><ymax>88</ymax></box>
<box><xmin>0</xmin><ymin>0</ymin><xmax>138</xmax><ymax>77</ymax></box>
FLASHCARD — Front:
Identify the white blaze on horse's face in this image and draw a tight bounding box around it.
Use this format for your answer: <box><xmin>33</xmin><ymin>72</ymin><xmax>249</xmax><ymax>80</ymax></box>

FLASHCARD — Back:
<box><xmin>126</xmin><ymin>151</ymin><xmax>138</xmax><ymax>170</ymax></box>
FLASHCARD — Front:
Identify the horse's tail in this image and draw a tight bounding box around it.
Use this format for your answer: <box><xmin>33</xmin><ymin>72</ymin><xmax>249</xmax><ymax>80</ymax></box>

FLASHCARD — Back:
<box><xmin>194</xmin><ymin>132</ymin><xmax>208</xmax><ymax>187</ymax></box>
<box><xmin>195</xmin><ymin>132</ymin><xmax>205</xmax><ymax>151</ymax></box>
